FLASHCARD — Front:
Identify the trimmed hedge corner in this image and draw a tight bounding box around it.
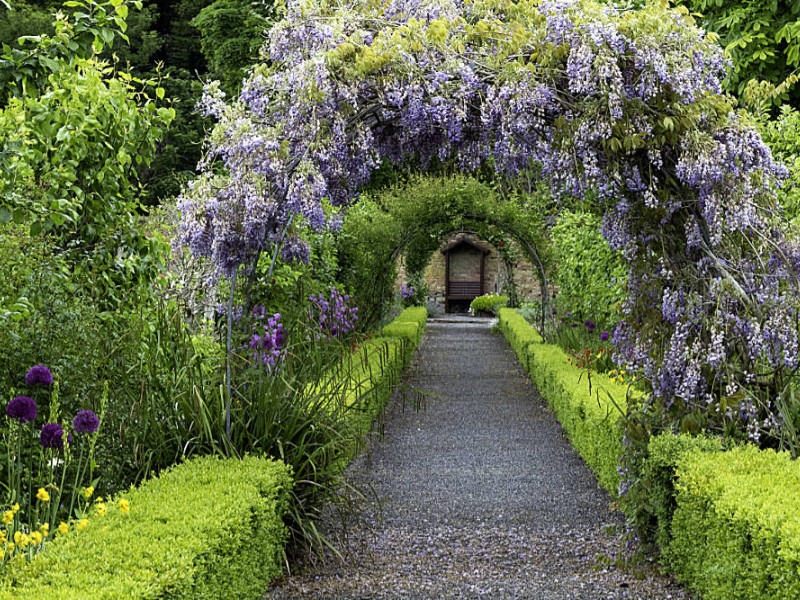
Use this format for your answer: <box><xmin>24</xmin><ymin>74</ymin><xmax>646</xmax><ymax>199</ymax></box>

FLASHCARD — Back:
<box><xmin>666</xmin><ymin>445</ymin><xmax>800</xmax><ymax>600</ymax></box>
<box><xmin>498</xmin><ymin>308</ymin><xmax>626</xmax><ymax>494</ymax></box>
<box><xmin>0</xmin><ymin>455</ymin><xmax>292</xmax><ymax>599</ymax></box>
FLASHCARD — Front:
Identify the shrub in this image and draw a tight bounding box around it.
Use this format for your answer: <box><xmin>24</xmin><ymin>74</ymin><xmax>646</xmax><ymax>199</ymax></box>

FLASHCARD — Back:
<box><xmin>470</xmin><ymin>294</ymin><xmax>509</xmax><ymax>315</ymax></box>
<box><xmin>550</xmin><ymin>210</ymin><xmax>626</xmax><ymax>331</ymax></box>
<box><xmin>634</xmin><ymin>433</ymin><xmax>726</xmax><ymax>551</ymax></box>
<box><xmin>497</xmin><ymin>308</ymin><xmax>542</xmax><ymax>365</ymax></box>
<box><xmin>667</xmin><ymin>445</ymin><xmax>800</xmax><ymax>600</ymax></box>
<box><xmin>0</xmin><ymin>455</ymin><xmax>292</xmax><ymax>599</ymax></box>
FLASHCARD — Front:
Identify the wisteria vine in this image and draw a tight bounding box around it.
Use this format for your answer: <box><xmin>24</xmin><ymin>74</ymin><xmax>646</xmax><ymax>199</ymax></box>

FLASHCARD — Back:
<box><xmin>178</xmin><ymin>0</ymin><xmax>800</xmax><ymax>453</ymax></box>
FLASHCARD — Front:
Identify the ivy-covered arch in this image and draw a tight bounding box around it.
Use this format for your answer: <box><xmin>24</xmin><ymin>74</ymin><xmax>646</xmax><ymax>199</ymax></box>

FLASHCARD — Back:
<box><xmin>178</xmin><ymin>0</ymin><xmax>800</xmax><ymax>458</ymax></box>
<box><xmin>337</xmin><ymin>175</ymin><xmax>551</xmax><ymax>326</ymax></box>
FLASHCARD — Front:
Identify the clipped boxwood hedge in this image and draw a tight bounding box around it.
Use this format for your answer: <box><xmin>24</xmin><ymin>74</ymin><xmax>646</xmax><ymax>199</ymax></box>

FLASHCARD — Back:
<box><xmin>0</xmin><ymin>455</ymin><xmax>292</xmax><ymax>599</ymax></box>
<box><xmin>667</xmin><ymin>445</ymin><xmax>800</xmax><ymax>600</ymax></box>
<box><xmin>498</xmin><ymin>308</ymin><xmax>627</xmax><ymax>494</ymax></box>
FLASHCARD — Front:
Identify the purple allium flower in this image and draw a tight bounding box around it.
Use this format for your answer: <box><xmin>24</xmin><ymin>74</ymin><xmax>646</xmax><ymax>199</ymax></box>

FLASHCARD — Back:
<box><xmin>600</xmin><ymin>331</ymin><xmax>610</xmax><ymax>342</ymax></box>
<box><xmin>571</xmin><ymin>323</ymin><xmax>579</xmax><ymax>328</ymax></box>
<box><xmin>585</xmin><ymin>320</ymin><xmax>596</xmax><ymax>330</ymax></box>
<box><xmin>25</xmin><ymin>365</ymin><xmax>53</xmax><ymax>386</ymax></box>
<box><xmin>72</xmin><ymin>410</ymin><xmax>100</xmax><ymax>434</ymax></box>
<box><xmin>566</xmin><ymin>312</ymin><xmax>572</xmax><ymax>317</ymax></box>
<box><xmin>7</xmin><ymin>396</ymin><xmax>36</xmax><ymax>423</ymax></box>
<box><xmin>40</xmin><ymin>422</ymin><xmax>70</xmax><ymax>449</ymax></box>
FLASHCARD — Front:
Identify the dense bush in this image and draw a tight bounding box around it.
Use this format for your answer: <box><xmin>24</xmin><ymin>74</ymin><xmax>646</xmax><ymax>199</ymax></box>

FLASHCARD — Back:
<box><xmin>0</xmin><ymin>455</ymin><xmax>292</xmax><ymax>598</ymax></box>
<box><xmin>550</xmin><ymin>210</ymin><xmax>626</xmax><ymax>331</ymax></box>
<box><xmin>667</xmin><ymin>445</ymin><xmax>800</xmax><ymax>600</ymax></box>
<box><xmin>469</xmin><ymin>294</ymin><xmax>509</xmax><ymax>316</ymax></box>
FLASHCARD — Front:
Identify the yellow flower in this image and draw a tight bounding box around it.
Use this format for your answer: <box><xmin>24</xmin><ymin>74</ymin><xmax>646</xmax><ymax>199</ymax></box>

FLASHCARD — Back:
<box><xmin>58</xmin><ymin>522</ymin><xmax>69</xmax><ymax>535</ymax></box>
<box><xmin>6</xmin><ymin>543</ymin><xmax>14</xmax><ymax>552</ymax></box>
<box><xmin>11</xmin><ymin>504</ymin><xmax>19</xmax><ymax>513</ymax></box>
<box><xmin>632</xmin><ymin>375</ymin><xmax>637</xmax><ymax>382</ymax></box>
<box><xmin>96</xmin><ymin>503</ymin><xmax>107</xmax><ymax>517</ymax></box>
<box><xmin>13</xmin><ymin>531</ymin><xmax>29</xmax><ymax>548</ymax></box>
<box><xmin>29</xmin><ymin>531</ymin><xmax>42</xmax><ymax>545</ymax></box>
<box><xmin>40</xmin><ymin>523</ymin><xmax>49</xmax><ymax>537</ymax></box>
<box><xmin>83</xmin><ymin>487</ymin><xmax>94</xmax><ymax>499</ymax></box>
<box><xmin>76</xmin><ymin>519</ymin><xmax>89</xmax><ymax>531</ymax></box>
<box><xmin>36</xmin><ymin>488</ymin><xmax>50</xmax><ymax>502</ymax></box>
<box><xmin>596</xmin><ymin>353</ymin><xmax>602</xmax><ymax>359</ymax></box>
<box><xmin>118</xmin><ymin>499</ymin><xmax>130</xmax><ymax>514</ymax></box>
<box><xmin>2</xmin><ymin>511</ymin><xmax>13</xmax><ymax>525</ymax></box>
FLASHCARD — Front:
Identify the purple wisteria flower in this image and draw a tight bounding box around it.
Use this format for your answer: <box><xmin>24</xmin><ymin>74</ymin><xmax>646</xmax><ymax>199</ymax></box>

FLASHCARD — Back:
<box><xmin>72</xmin><ymin>410</ymin><xmax>100</xmax><ymax>434</ymax></box>
<box><xmin>600</xmin><ymin>331</ymin><xmax>610</xmax><ymax>342</ymax></box>
<box><xmin>40</xmin><ymin>423</ymin><xmax>70</xmax><ymax>449</ymax></box>
<box><xmin>309</xmin><ymin>287</ymin><xmax>358</xmax><ymax>341</ymax></box>
<box><xmin>25</xmin><ymin>365</ymin><xmax>53</xmax><ymax>386</ymax></box>
<box><xmin>7</xmin><ymin>396</ymin><xmax>36</xmax><ymax>423</ymax></box>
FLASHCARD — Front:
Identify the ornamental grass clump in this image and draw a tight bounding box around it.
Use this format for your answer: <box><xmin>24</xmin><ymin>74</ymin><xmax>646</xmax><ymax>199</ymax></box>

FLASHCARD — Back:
<box><xmin>1</xmin><ymin>368</ymin><xmax>108</xmax><ymax>566</ymax></box>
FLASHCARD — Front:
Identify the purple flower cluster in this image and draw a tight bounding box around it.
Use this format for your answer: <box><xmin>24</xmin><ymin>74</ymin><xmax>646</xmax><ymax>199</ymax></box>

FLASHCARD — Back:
<box><xmin>40</xmin><ymin>422</ymin><xmax>70</xmax><ymax>449</ymax></box>
<box><xmin>73</xmin><ymin>410</ymin><xmax>100</xmax><ymax>435</ymax></box>
<box><xmin>25</xmin><ymin>365</ymin><xmax>53</xmax><ymax>386</ymax></box>
<box><xmin>175</xmin><ymin>0</ymin><xmax>800</xmax><ymax>447</ymax></box>
<box><xmin>401</xmin><ymin>284</ymin><xmax>414</xmax><ymax>299</ymax></box>
<box><xmin>249</xmin><ymin>309</ymin><xmax>286</xmax><ymax>372</ymax></box>
<box><xmin>309</xmin><ymin>287</ymin><xmax>358</xmax><ymax>341</ymax></box>
<box><xmin>7</xmin><ymin>396</ymin><xmax>36</xmax><ymax>423</ymax></box>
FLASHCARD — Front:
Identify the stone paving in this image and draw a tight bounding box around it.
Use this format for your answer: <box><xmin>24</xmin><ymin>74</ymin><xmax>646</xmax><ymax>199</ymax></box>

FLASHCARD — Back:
<box><xmin>268</xmin><ymin>319</ymin><xmax>691</xmax><ymax>599</ymax></box>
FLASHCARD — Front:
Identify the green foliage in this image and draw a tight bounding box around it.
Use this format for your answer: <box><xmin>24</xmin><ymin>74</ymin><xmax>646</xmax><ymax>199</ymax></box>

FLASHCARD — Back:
<box><xmin>632</xmin><ymin>433</ymin><xmax>725</xmax><ymax>552</ymax></box>
<box><xmin>758</xmin><ymin>105</ymin><xmax>800</xmax><ymax>222</ymax></box>
<box><xmin>667</xmin><ymin>445</ymin><xmax>800</xmax><ymax>599</ymax></box>
<box><xmin>0</xmin><ymin>2</ymin><xmax>175</xmax><ymax>296</ymax></box>
<box><xmin>674</xmin><ymin>0</ymin><xmax>800</xmax><ymax>103</ymax></box>
<box><xmin>498</xmin><ymin>308</ymin><xmax>628</xmax><ymax>494</ymax></box>
<box><xmin>191</xmin><ymin>0</ymin><xmax>276</xmax><ymax>94</ymax></box>
<box><xmin>338</xmin><ymin>175</ymin><xmax>548</xmax><ymax>327</ymax></box>
<box><xmin>469</xmin><ymin>293</ymin><xmax>508</xmax><ymax>315</ymax></box>
<box><xmin>550</xmin><ymin>209</ymin><xmax>626</xmax><ymax>331</ymax></box>
<box><xmin>0</xmin><ymin>455</ymin><xmax>292</xmax><ymax>598</ymax></box>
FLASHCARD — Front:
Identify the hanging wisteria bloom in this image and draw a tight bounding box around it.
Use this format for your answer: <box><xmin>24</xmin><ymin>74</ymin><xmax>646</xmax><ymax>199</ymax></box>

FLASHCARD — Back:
<box><xmin>25</xmin><ymin>365</ymin><xmax>53</xmax><ymax>386</ymax></box>
<box><xmin>72</xmin><ymin>410</ymin><xmax>100</xmax><ymax>435</ymax></box>
<box><xmin>177</xmin><ymin>0</ymin><xmax>800</xmax><ymax>453</ymax></box>
<box><xmin>249</xmin><ymin>309</ymin><xmax>286</xmax><ymax>371</ymax></box>
<box><xmin>7</xmin><ymin>396</ymin><xmax>36</xmax><ymax>423</ymax></box>
<box><xmin>309</xmin><ymin>288</ymin><xmax>358</xmax><ymax>341</ymax></box>
<box><xmin>40</xmin><ymin>422</ymin><xmax>70</xmax><ymax>449</ymax></box>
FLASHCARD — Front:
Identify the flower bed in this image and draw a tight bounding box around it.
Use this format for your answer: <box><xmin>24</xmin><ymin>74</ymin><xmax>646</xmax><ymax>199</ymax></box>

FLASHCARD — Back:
<box><xmin>0</xmin><ymin>455</ymin><xmax>292</xmax><ymax>599</ymax></box>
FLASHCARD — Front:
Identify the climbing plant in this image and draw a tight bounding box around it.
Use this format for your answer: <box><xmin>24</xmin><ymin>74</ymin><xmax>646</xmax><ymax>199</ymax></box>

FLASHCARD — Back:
<box><xmin>337</xmin><ymin>175</ymin><xmax>549</xmax><ymax>325</ymax></box>
<box><xmin>176</xmin><ymin>0</ymin><xmax>800</xmax><ymax>475</ymax></box>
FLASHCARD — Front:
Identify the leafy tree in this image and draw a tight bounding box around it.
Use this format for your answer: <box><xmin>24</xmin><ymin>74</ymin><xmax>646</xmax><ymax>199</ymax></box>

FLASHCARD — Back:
<box><xmin>674</xmin><ymin>0</ymin><xmax>800</xmax><ymax>104</ymax></box>
<box><xmin>0</xmin><ymin>0</ymin><xmax>175</xmax><ymax>296</ymax></box>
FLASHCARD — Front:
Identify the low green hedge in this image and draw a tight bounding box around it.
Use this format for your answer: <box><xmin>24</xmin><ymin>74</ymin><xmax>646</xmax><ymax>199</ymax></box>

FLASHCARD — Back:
<box><xmin>641</xmin><ymin>433</ymin><xmax>726</xmax><ymax>552</ymax></box>
<box><xmin>470</xmin><ymin>294</ymin><xmax>509</xmax><ymax>315</ymax></box>
<box><xmin>497</xmin><ymin>308</ymin><xmax>542</xmax><ymax>365</ymax></box>
<box><xmin>0</xmin><ymin>455</ymin><xmax>292</xmax><ymax>599</ymax></box>
<box><xmin>666</xmin><ymin>444</ymin><xmax>800</xmax><ymax>600</ymax></box>
<box><xmin>498</xmin><ymin>308</ymin><xmax>626</xmax><ymax>494</ymax></box>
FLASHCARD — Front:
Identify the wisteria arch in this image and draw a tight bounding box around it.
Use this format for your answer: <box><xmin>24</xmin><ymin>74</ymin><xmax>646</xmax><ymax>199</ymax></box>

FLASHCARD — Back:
<box><xmin>179</xmin><ymin>0</ymin><xmax>799</xmax><ymax>452</ymax></box>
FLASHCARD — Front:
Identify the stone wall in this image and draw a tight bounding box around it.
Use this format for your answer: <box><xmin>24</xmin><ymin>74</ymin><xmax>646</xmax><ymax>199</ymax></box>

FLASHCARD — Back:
<box><xmin>396</xmin><ymin>233</ymin><xmax>543</xmax><ymax>315</ymax></box>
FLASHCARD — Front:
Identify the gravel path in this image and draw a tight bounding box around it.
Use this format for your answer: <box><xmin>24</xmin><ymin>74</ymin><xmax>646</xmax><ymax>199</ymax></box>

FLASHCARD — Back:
<box><xmin>268</xmin><ymin>319</ymin><xmax>691</xmax><ymax>599</ymax></box>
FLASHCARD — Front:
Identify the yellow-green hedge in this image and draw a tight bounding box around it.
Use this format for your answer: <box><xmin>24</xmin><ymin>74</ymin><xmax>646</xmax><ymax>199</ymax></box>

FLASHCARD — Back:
<box><xmin>498</xmin><ymin>308</ymin><xmax>627</xmax><ymax>494</ymax></box>
<box><xmin>666</xmin><ymin>445</ymin><xmax>800</xmax><ymax>600</ymax></box>
<box><xmin>0</xmin><ymin>456</ymin><xmax>292</xmax><ymax>599</ymax></box>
